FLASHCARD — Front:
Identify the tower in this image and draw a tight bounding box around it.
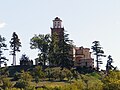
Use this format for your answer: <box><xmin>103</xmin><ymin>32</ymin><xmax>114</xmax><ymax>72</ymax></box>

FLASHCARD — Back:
<box><xmin>51</xmin><ymin>17</ymin><xmax>64</xmax><ymax>42</ymax></box>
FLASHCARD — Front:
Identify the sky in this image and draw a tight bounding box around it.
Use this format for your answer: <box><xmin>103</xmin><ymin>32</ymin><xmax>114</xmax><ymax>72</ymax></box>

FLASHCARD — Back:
<box><xmin>0</xmin><ymin>0</ymin><xmax>120</xmax><ymax>69</ymax></box>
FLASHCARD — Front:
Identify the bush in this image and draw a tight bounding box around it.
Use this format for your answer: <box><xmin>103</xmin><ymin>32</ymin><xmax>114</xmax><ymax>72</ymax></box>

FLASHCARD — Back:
<box><xmin>45</xmin><ymin>67</ymin><xmax>73</xmax><ymax>81</ymax></box>
<box><xmin>81</xmin><ymin>74</ymin><xmax>103</xmax><ymax>90</ymax></box>
<box><xmin>1</xmin><ymin>77</ymin><xmax>13</xmax><ymax>90</ymax></box>
<box><xmin>45</xmin><ymin>67</ymin><xmax>61</xmax><ymax>81</ymax></box>
<box><xmin>13</xmin><ymin>72</ymin><xmax>21</xmax><ymax>81</ymax></box>
<box><xmin>14</xmin><ymin>70</ymin><xmax>33</xmax><ymax>90</ymax></box>
<box><xmin>14</xmin><ymin>79</ymin><xmax>28</xmax><ymax>89</ymax></box>
<box><xmin>103</xmin><ymin>71</ymin><xmax>120</xmax><ymax>90</ymax></box>
<box><xmin>20</xmin><ymin>70</ymin><xmax>32</xmax><ymax>81</ymax></box>
<box><xmin>14</xmin><ymin>79</ymin><xmax>35</xmax><ymax>90</ymax></box>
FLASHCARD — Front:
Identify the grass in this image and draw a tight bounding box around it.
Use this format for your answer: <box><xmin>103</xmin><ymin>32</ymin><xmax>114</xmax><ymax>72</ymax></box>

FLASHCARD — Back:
<box><xmin>30</xmin><ymin>81</ymin><xmax>71</xmax><ymax>88</ymax></box>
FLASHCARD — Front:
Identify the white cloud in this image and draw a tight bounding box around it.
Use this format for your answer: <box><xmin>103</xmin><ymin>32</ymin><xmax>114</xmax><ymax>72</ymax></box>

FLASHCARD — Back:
<box><xmin>0</xmin><ymin>21</ymin><xmax>7</xmax><ymax>29</ymax></box>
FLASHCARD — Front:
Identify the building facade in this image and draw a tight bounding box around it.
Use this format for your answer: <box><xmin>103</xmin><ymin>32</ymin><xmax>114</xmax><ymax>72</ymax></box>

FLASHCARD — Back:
<box><xmin>73</xmin><ymin>46</ymin><xmax>94</xmax><ymax>68</ymax></box>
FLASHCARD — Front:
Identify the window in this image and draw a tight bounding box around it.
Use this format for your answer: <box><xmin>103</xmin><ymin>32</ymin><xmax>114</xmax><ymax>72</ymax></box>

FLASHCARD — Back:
<box><xmin>85</xmin><ymin>62</ymin><xmax>87</xmax><ymax>66</ymax></box>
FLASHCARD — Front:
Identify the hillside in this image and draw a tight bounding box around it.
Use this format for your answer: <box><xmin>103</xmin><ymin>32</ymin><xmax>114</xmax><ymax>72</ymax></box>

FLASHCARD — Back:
<box><xmin>0</xmin><ymin>65</ymin><xmax>120</xmax><ymax>90</ymax></box>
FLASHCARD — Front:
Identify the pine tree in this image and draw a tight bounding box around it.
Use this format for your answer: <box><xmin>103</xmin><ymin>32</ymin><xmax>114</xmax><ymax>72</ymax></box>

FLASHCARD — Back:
<box><xmin>0</xmin><ymin>35</ymin><xmax>8</xmax><ymax>67</ymax></box>
<box><xmin>10</xmin><ymin>32</ymin><xmax>21</xmax><ymax>66</ymax></box>
<box><xmin>91</xmin><ymin>41</ymin><xmax>106</xmax><ymax>71</ymax></box>
<box><xmin>50</xmin><ymin>32</ymin><xmax>73</xmax><ymax>69</ymax></box>
<box><xmin>49</xmin><ymin>32</ymin><xmax>60</xmax><ymax>66</ymax></box>
<box><xmin>59</xmin><ymin>33</ymin><xmax>73</xmax><ymax>69</ymax></box>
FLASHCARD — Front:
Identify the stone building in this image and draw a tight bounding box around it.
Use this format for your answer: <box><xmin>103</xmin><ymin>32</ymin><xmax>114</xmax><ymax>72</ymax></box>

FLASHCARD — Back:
<box><xmin>51</xmin><ymin>17</ymin><xmax>94</xmax><ymax>68</ymax></box>
<box><xmin>73</xmin><ymin>46</ymin><xmax>94</xmax><ymax>68</ymax></box>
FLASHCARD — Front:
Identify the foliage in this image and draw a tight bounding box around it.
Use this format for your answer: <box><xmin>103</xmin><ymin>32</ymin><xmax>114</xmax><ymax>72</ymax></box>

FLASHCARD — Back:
<box><xmin>49</xmin><ymin>32</ymin><xmax>73</xmax><ymax>69</ymax></box>
<box><xmin>10</xmin><ymin>32</ymin><xmax>21</xmax><ymax>66</ymax></box>
<box><xmin>19</xmin><ymin>70</ymin><xmax>32</xmax><ymax>81</ymax></box>
<box><xmin>59</xmin><ymin>68</ymin><xmax>67</xmax><ymax>81</ymax></box>
<box><xmin>80</xmin><ymin>74</ymin><xmax>103</xmax><ymax>90</ymax></box>
<box><xmin>59</xmin><ymin>33</ymin><xmax>73</xmax><ymax>69</ymax></box>
<box><xmin>39</xmin><ymin>80</ymin><xmax>86</xmax><ymax>90</ymax></box>
<box><xmin>90</xmin><ymin>72</ymin><xmax>102</xmax><ymax>79</ymax></box>
<box><xmin>45</xmin><ymin>67</ymin><xmax>73</xmax><ymax>81</ymax></box>
<box><xmin>20</xmin><ymin>54</ymin><xmax>33</xmax><ymax>66</ymax></box>
<box><xmin>106</xmin><ymin>55</ymin><xmax>116</xmax><ymax>74</ymax></box>
<box><xmin>0</xmin><ymin>35</ymin><xmax>8</xmax><ymax>67</ymax></box>
<box><xmin>13</xmin><ymin>72</ymin><xmax>21</xmax><ymax>81</ymax></box>
<box><xmin>64</xmin><ymin>68</ymin><xmax>73</xmax><ymax>82</ymax></box>
<box><xmin>49</xmin><ymin>32</ymin><xmax>60</xmax><ymax>66</ymax></box>
<box><xmin>14</xmin><ymin>70</ymin><xmax>33</xmax><ymax>90</ymax></box>
<box><xmin>68</xmin><ymin>80</ymin><xmax>86</xmax><ymax>90</ymax></box>
<box><xmin>30</xmin><ymin>34</ymin><xmax>51</xmax><ymax>66</ymax></box>
<box><xmin>103</xmin><ymin>71</ymin><xmax>120</xmax><ymax>90</ymax></box>
<box><xmin>0</xmin><ymin>67</ymin><xmax>120</xmax><ymax>90</ymax></box>
<box><xmin>0</xmin><ymin>67</ymin><xmax>9</xmax><ymax>77</ymax></box>
<box><xmin>32</xmin><ymin>66</ymin><xmax>45</xmax><ymax>84</ymax></box>
<box><xmin>0</xmin><ymin>68</ymin><xmax>9</xmax><ymax>89</ymax></box>
<box><xmin>49</xmin><ymin>67</ymin><xmax>61</xmax><ymax>81</ymax></box>
<box><xmin>91</xmin><ymin>41</ymin><xmax>105</xmax><ymax>71</ymax></box>
<box><xmin>15</xmin><ymin>79</ymin><xmax>35</xmax><ymax>90</ymax></box>
<box><xmin>1</xmin><ymin>77</ymin><xmax>13</xmax><ymax>90</ymax></box>
<box><xmin>71</xmin><ymin>69</ymin><xmax>79</xmax><ymax>81</ymax></box>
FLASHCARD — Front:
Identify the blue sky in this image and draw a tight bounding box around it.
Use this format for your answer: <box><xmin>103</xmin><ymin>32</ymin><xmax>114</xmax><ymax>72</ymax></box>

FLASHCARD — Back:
<box><xmin>0</xmin><ymin>0</ymin><xmax>120</xmax><ymax>69</ymax></box>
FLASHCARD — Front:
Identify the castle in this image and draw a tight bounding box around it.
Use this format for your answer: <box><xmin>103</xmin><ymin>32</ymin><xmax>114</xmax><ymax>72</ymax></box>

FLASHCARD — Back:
<box><xmin>51</xmin><ymin>17</ymin><xmax>94</xmax><ymax>68</ymax></box>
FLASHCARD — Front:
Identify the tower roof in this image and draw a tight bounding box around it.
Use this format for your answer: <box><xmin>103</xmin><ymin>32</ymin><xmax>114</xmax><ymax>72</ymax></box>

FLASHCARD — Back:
<box><xmin>53</xmin><ymin>17</ymin><xmax>62</xmax><ymax>21</ymax></box>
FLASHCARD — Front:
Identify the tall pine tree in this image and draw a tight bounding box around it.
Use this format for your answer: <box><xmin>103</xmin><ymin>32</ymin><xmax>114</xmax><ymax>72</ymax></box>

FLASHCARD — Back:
<box><xmin>10</xmin><ymin>32</ymin><xmax>21</xmax><ymax>66</ymax></box>
<box><xmin>49</xmin><ymin>32</ymin><xmax>73</xmax><ymax>69</ymax></box>
<box><xmin>91</xmin><ymin>41</ymin><xmax>106</xmax><ymax>71</ymax></box>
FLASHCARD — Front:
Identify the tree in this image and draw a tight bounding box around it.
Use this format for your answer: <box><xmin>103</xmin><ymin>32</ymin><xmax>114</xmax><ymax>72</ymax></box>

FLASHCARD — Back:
<box><xmin>106</xmin><ymin>55</ymin><xmax>116</xmax><ymax>75</ymax></box>
<box><xmin>0</xmin><ymin>35</ymin><xmax>8</xmax><ymax>67</ymax></box>
<box><xmin>32</xmin><ymin>66</ymin><xmax>45</xmax><ymax>80</ymax></box>
<box><xmin>91</xmin><ymin>41</ymin><xmax>106</xmax><ymax>71</ymax></box>
<box><xmin>14</xmin><ymin>70</ymin><xmax>33</xmax><ymax>90</ymax></box>
<box><xmin>30</xmin><ymin>34</ymin><xmax>50</xmax><ymax>66</ymax></box>
<box><xmin>10</xmin><ymin>32</ymin><xmax>21</xmax><ymax>66</ymax></box>
<box><xmin>49</xmin><ymin>32</ymin><xmax>61</xmax><ymax>66</ymax></box>
<box><xmin>20</xmin><ymin>54</ymin><xmax>33</xmax><ymax>66</ymax></box>
<box><xmin>49</xmin><ymin>32</ymin><xmax>73</xmax><ymax>69</ymax></box>
<box><xmin>60</xmin><ymin>33</ymin><xmax>73</xmax><ymax>69</ymax></box>
<box><xmin>32</xmin><ymin>66</ymin><xmax>45</xmax><ymax>86</ymax></box>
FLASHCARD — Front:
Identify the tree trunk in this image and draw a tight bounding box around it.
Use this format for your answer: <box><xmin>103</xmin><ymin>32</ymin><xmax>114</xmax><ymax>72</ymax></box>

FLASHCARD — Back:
<box><xmin>12</xmin><ymin>54</ymin><xmax>16</xmax><ymax>66</ymax></box>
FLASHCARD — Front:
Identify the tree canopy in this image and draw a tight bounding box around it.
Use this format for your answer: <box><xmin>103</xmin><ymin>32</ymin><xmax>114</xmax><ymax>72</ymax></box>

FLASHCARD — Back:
<box><xmin>30</xmin><ymin>34</ymin><xmax>51</xmax><ymax>66</ymax></box>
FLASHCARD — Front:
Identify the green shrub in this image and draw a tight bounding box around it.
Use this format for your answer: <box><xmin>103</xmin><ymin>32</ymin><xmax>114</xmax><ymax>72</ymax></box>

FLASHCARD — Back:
<box><xmin>1</xmin><ymin>77</ymin><xmax>13</xmax><ymax>90</ymax></box>
<box><xmin>103</xmin><ymin>71</ymin><xmax>120</xmax><ymax>90</ymax></box>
